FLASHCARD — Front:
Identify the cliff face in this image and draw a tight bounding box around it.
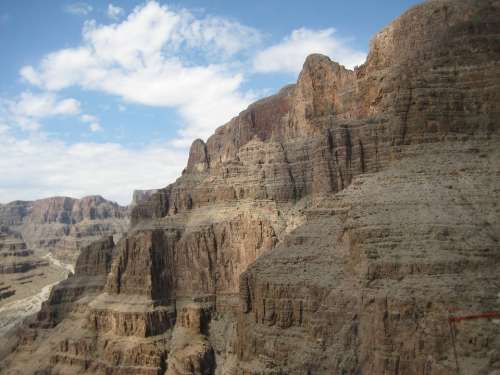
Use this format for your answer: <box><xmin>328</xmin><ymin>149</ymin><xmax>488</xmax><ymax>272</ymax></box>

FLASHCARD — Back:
<box><xmin>0</xmin><ymin>195</ymin><xmax>128</xmax><ymax>264</ymax></box>
<box><xmin>1</xmin><ymin>0</ymin><xmax>500</xmax><ymax>374</ymax></box>
<box><xmin>131</xmin><ymin>189</ymin><xmax>160</xmax><ymax>207</ymax></box>
<box><xmin>35</xmin><ymin>236</ymin><xmax>115</xmax><ymax>328</ymax></box>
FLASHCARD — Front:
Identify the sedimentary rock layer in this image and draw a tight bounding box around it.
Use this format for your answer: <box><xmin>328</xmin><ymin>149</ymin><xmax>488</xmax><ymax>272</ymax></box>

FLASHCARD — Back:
<box><xmin>1</xmin><ymin>1</ymin><xmax>499</xmax><ymax>374</ymax></box>
<box><xmin>0</xmin><ymin>195</ymin><xmax>129</xmax><ymax>264</ymax></box>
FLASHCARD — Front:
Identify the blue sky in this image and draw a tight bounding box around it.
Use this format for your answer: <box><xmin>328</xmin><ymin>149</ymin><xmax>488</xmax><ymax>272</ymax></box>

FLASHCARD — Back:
<box><xmin>0</xmin><ymin>0</ymin><xmax>421</xmax><ymax>204</ymax></box>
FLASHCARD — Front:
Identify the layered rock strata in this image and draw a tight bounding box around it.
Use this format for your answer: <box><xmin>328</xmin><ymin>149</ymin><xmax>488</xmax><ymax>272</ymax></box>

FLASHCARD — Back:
<box><xmin>0</xmin><ymin>232</ymin><xmax>46</xmax><ymax>274</ymax></box>
<box><xmin>1</xmin><ymin>0</ymin><xmax>499</xmax><ymax>374</ymax></box>
<box><xmin>0</xmin><ymin>196</ymin><xmax>129</xmax><ymax>338</ymax></box>
<box><xmin>36</xmin><ymin>236</ymin><xmax>116</xmax><ymax>328</ymax></box>
<box><xmin>131</xmin><ymin>190</ymin><xmax>160</xmax><ymax>208</ymax></box>
<box><xmin>0</xmin><ymin>195</ymin><xmax>129</xmax><ymax>264</ymax></box>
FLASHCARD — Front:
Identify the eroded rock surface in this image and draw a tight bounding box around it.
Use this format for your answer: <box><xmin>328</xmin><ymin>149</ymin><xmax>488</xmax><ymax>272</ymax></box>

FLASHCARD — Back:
<box><xmin>1</xmin><ymin>1</ymin><xmax>499</xmax><ymax>374</ymax></box>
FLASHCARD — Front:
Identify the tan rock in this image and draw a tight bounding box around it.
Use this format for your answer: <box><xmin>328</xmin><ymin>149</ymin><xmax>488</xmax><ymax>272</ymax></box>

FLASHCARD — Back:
<box><xmin>1</xmin><ymin>1</ymin><xmax>500</xmax><ymax>374</ymax></box>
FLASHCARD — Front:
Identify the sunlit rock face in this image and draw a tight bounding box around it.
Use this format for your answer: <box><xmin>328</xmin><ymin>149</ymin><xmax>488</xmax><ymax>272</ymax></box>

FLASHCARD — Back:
<box><xmin>1</xmin><ymin>0</ymin><xmax>500</xmax><ymax>374</ymax></box>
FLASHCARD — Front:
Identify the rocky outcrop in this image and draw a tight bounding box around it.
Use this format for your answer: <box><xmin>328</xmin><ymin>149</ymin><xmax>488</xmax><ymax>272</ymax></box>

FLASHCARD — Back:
<box><xmin>131</xmin><ymin>189</ymin><xmax>160</xmax><ymax>207</ymax></box>
<box><xmin>166</xmin><ymin>303</ymin><xmax>215</xmax><ymax>375</ymax></box>
<box><xmin>36</xmin><ymin>236</ymin><xmax>116</xmax><ymax>327</ymax></box>
<box><xmin>0</xmin><ymin>202</ymin><xmax>29</xmax><ymax>226</ymax></box>
<box><xmin>186</xmin><ymin>139</ymin><xmax>210</xmax><ymax>174</ymax></box>
<box><xmin>1</xmin><ymin>1</ymin><xmax>499</xmax><ymax>374</ymax></box>
<box><xmin>0</xmin><ymin>232</ymin><xmax>43</xmax><ymax>274</ymax></box>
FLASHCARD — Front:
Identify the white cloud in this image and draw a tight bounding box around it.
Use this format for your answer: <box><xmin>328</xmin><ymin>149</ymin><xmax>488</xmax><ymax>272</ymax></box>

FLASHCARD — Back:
<box><xmin>54</xmin><ymin>98</ymin><xmax>81</xmax><ymax>115</ymax></box>
<box><xmin>8</xmin><ymin>92</ymin><xmax>80</xmax><ymax>118</ymax></box>
<box><xmin>64</xmin><ymin>2</ymin><xmax>93</xmax><ymax>16</ymax></box>
<box><xmin>0</xmin><ymin>128</ymin><xmax>187</xmax><ymax>205</ymax></box>
<box><xmin>20</xmin><ymin>66</ymin><xmax>41</xmax><ymax>85</ymax></box>
<box><xmin>89</xmin><ymin>122</ymin><xmax>102</xmax><ymax>132</ymax></box>
<box><xmin>2</xmin><ymin>92</ymin><xmax>81</xmax><ymax>131</ymax></box>
<box><xmin>20</xmin><ymin>1</ymin><xmax>260</xmax><ymax>145</ymax></box>
<box><xmin>11</xmin><ymin>117</ymin><xmax>41</xmax><ymax>131</ymax></box>
<box><xmin>80</xmin><ymin>114</ymin><xmax>102</xmax><ymax>132</ymax></box>
<box><xmin>80</xmin><ymin>114</ymin><xmax>98</xmax><ymax>123</ymax></box>
<box><xmin>177</xmin><ymin>15</ymin><xmax>262</xmax><ymax>58</ymax></box>
<box><xmin>107</xmin><ymin>4</ymin><xmax>124</xmax><ymax>20</ymax></box>
<box><xmin>0</xmin><ymin>123</ymin><xmax>9</xmax><ymax>134</ymax></box>
<box><xmin>253</xmin><ymin>28</ymin><xmax>366</xmax><ymax>73</ymax></box>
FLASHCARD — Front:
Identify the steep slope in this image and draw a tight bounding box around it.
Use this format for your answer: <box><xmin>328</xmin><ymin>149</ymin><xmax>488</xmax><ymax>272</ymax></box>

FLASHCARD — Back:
<box><xmin>1</xmin><ymin>0</ymin><xmax>499</xmax><ymax>374</ymax></box>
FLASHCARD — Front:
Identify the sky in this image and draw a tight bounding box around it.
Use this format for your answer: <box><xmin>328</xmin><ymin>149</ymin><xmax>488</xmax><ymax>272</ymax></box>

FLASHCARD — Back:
<box><xmin>0</xmin><ymin>0</ymin><xmax>421</xmax><ymax>205</ymax></box>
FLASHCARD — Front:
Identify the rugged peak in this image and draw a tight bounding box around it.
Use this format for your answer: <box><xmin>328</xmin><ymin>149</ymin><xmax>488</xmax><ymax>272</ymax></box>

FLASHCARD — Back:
<box><xmin>79</xmin><ymin>195</ymin><xmax>106</xmax><ymax>203</ymax></box>
<box><xmin>289</xmin><ymin>53</ymin><xmax>356</xmax><ymax>137</ymax></box>
<box><xmin>302</xmin><ymin>53</ymin><xmax>344</xmax><ymax>71</ymax></box>
<box><xmin>186</xmin><ymin>138</ymin><xmax>209</xmax><ymax>173</ymax></box>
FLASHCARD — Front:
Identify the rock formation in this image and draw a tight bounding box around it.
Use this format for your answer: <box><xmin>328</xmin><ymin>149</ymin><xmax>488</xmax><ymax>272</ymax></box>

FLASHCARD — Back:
<box><xmin>0</xmin><ymin>196</ymin><xmax>129</xmax><ymax>337</ymax></box>
<box><xmin>131</xmin><ymin>189</ymin><xmax>160</xmax><ymax>208</ymax></box>
<box><xmin>0</xmin><ymin>195</ymin><xmax>128</xmax><ymax>264</ymax></box>
<box><xmin>1</xmin><ymin>0</ymin><xmax>499</xmax><ymax>374</ymax></box>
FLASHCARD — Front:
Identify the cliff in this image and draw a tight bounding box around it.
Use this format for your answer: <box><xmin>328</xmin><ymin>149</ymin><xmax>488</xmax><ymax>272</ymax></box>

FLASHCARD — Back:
<box><xmin>1</xmin><ymin>0</ymin><xmax>499</xmax><ymax>374</ymax></box>
<box><xmin>131</xmin><ymin>189</ymin><xmax>160</xmax><ymax>207</ymax></box>
<box><xmin>0</xmin><ymin>195</ymin><xmax>129</xmax><ymax>264</ymax></box>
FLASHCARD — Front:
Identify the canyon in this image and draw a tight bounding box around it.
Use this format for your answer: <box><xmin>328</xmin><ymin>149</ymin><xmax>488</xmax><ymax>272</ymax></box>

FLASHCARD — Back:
<box><xmin>0</xmin><ymin>0</ymin><xmax>499</xmax><ymax>374</ymax></box>
<box><xmin>0</xmin><ymin>196</ymin><xmax>129</xmax><ymax>335</ymax></box>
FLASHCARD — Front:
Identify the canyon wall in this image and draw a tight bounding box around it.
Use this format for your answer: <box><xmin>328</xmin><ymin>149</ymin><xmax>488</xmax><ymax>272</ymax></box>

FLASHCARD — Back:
<box><xmin>0</xmin><ymin>196</ymin><xmax>129</xmax><ymax>336</ymax></box>
<box><xmin>1</xmin><ymin>0</ymin><xmax>499</xmax><ymax>374</ymax></box>
<box><xmin>0</xmin><ymin>195</ymin><xmax>128</xmax><ymax>264</ymax></box>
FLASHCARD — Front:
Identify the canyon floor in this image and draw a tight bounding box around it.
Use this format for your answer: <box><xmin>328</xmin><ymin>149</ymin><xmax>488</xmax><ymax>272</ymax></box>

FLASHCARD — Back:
<box><xmin>0</xmin><ymin>251</ymin><xmax>71</xmax><ymax>335</ymax></box>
